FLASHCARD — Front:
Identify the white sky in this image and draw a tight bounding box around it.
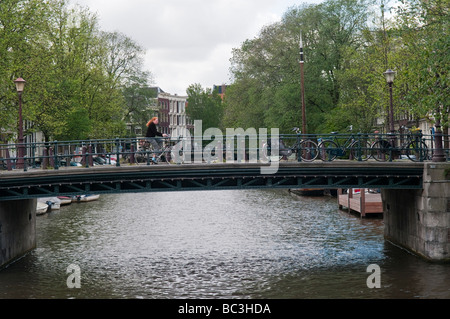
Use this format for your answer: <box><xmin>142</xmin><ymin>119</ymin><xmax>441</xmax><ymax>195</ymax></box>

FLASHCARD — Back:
<box><xmin>73</xmin><ymin>0</ymin><xmax>324</xmax><ymax>95</ymax></box>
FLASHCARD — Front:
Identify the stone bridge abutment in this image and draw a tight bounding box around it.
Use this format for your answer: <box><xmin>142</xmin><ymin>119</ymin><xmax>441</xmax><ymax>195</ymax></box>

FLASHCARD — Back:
<box><xmin>0</xmin><ymin>199</ymin><xmax>36</xmax><ymax>269</ymax></box>
<box><xmin>383</xmin><ymin>163</ymin><xmax>450</xmax><ymax>262</ymax></box>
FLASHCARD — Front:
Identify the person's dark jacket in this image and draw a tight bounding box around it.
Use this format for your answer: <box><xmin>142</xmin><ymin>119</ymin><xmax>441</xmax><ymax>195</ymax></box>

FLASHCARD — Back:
<box><xmin>145</xmin><ymin>122</ymin><xmax>163</xmax><ymax>138</ymax></box>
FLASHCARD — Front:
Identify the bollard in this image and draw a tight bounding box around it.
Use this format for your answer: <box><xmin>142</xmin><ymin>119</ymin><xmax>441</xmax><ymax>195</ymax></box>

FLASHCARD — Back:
<box><xmin>88</xmin><ymin>144</ymin><xmax>93</xmax><ymax>167</ymax></box>
<box><xmin>54</xmin><ymin>141</ymin><xmax>59</xmax><ymax>170</ymax></box>
<box><xmin>115</xmin><ymin>138</ymin><xmax>120</xmax><ymax>167</ymax></box>
<box><xmin>6</xmin><ymin>149</ymin><xmax>12</xmax><ymax>171</ymax></box>
<box><xmin>82</xmin><ymin>146</ymin><xmax>87</xmax><ymax>167</ymax></box>
<box><xmin>130</xmin><ymin>144</ymin><xmax>135</xmax><ymax>164</ymax></box>
<box><xmin>49</xmin><ymin>147</ymin><xmax>54</xmax><ymax>167</ymax></box>
<box><xmin>43</xmin><ymin>148</ymin><xmax>49</xmax><ymax>169</ymax></box>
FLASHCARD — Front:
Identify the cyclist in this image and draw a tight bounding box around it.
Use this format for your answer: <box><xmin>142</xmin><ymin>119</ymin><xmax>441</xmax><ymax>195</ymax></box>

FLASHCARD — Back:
<box><xmin>145</xmin><ymin>117</ymin><xmax>168</xmax><ymax>164</ymax></box>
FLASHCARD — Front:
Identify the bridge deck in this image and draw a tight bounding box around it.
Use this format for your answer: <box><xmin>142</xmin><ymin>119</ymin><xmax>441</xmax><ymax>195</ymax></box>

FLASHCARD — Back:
<box><xmin>0</xmin><ymin>161</ymin><xmax>424</xmax><ymax>201</ymax></box>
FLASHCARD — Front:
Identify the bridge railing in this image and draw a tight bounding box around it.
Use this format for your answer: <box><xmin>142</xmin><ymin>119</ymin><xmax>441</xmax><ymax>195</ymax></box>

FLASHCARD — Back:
<box><xmin>0</xmin><ymin>131</ymin><xmax>448</xmax><ymax>171</ymax></box>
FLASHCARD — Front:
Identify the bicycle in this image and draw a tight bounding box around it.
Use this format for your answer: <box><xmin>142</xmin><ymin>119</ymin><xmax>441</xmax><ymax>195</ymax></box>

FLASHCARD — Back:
<box><xmin>262</xmin><ymin>127</ymin><xmax>318</xmax><ymax>162</ymax></box>
<box><xmin>318</xmin><ymin>127</ymin><xmax>371</xmax><ymax>161</ymax></box>
<box><xmin>370</xmin><ymin>128</ymin><xmax>429</xmax><ymax>162</ymax></box>
<box><xmin>136</xmin><ymin>135</ymin><xmax>183</xmax><ymax>164</ymax></box>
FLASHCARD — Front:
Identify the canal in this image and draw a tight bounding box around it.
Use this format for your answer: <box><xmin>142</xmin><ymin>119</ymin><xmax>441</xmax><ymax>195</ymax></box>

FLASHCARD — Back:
<box><xmin>0</xmin><ymin>189</ymin><xmax>449</xmax><ymax>299</ymax></box>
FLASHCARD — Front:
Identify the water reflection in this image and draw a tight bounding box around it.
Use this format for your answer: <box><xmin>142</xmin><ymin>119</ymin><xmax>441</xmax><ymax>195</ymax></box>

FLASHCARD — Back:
<box><xmin>0</xmin><ymin>189</ymin><xmax>448</xmax><ymax>299</ymax></box>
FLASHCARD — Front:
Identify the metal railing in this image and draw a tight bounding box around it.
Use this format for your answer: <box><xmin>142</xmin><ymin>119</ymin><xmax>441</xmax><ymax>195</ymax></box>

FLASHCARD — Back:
<box><xmin>1</xmin><ymin>131</ymin><xmax>448</xmax><ymax>171</ymax></box>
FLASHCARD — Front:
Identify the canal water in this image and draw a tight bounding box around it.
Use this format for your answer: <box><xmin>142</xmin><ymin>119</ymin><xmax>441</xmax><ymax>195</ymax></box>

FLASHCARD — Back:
<box><xmin>0</xmin><ymin>189</ymin><xmax>449</xmax><ymax>299</ymax></box>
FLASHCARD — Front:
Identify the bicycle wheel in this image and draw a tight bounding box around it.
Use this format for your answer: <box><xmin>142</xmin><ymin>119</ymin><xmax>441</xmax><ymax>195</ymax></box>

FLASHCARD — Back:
<box><xmin>261</xmin><ymin>142</ymin><xmax>271</xmax><ymax>160</ymax></box>
<box><xmin>134</xmin><ymin>143</ymin><xmax>149</xmax><ymax>164</ymax></box>
<box><xmin>169</xmin><ymin>146</ymin><xmax>185</xmax><ymax>164</ymax></box>
<box><xmin>318</xmin><ymin>140</ymin><xmax>339</xmax><ymax>161</ymax></box>
<box><xmin>406</xmin><ymin>141</ymin><xmax>428</xmax><ymax>162</ymax></box>
<box><xmin>350</xmin><ymin>141</ymin><xmax>371</xmax><ymax>161</ymax></box>
<box><xmin>370</xmin><ymin>140</ymin><xmax>393</xmax><ymax>162</ymax></box>
<box><xmin>298</xmin><ymin>140</ymin><xmax>318</xmax><ymax>161</ymax></box>
<box><xmin>155</xmin><ymin>144</ymin><xmax>172</xmax><ymax>164</ymax></box>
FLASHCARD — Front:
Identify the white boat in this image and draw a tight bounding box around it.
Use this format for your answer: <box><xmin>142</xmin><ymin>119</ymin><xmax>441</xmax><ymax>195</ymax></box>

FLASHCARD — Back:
<box><xmin>72</xmin><ymin>194</ymin><xmax>100</xmax><ymax>202</ymax></box>
<box><xmin>36</xmin><ymin>201</ymin><xmax>48</xmax><ymax>215</ymax></box>
<box><xmin>57</xmin><ymin>196</ymin><xmax>72</xmax><ymax>205</ymax></box>
<box><xmin>38</xmin><ymin>197</ymin><xmax>61</xmax><ymax>211</ymax></box>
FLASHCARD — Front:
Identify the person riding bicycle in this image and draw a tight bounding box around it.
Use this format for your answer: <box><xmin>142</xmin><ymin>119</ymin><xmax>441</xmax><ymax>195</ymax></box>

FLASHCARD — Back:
<box><xmin>145</xmin><ymin>117</ymin><xmax>168</xmax><ymax>163</ymax></box>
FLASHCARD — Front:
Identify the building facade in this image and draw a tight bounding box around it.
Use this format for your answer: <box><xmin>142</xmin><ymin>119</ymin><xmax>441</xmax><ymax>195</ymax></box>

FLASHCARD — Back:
<box><xmin>157</xmin><ymin>92</ymin><xmax>193</xmax><ymax>138</ymax></box>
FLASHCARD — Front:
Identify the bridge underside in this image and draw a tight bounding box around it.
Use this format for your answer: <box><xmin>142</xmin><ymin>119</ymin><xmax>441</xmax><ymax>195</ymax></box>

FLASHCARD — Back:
<box><xmin>0</xmin><ymin>162</ymin><xmax>423</xmax><ymax>201</ymax></box>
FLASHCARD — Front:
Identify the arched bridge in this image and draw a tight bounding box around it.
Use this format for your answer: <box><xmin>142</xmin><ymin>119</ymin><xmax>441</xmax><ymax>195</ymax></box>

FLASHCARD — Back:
<box><xmin>0</xmin><ymin>161</ymin><xmax>424</xmax><ymax>201</ymax></box>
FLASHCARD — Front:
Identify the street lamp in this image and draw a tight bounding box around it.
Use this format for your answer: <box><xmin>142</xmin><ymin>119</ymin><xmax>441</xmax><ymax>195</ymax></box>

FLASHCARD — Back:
<box><xmin>383</xmin><ymin>69</ymin><xmax>396</xmax><ymax>150</ymax></box>
<box><xmin>383</xmin><ymin>69</ymin><xmax>395</xmax><ymax>134</ymax></box>
<box><xmin>299</xmin><ymin>31</ymin><xmax>307</xmax><ymax>135</ymax></box>
<box><xmin>14</xmin><ymin>77</ymin><xmax>26</xmax><ymax>169</ymax></box>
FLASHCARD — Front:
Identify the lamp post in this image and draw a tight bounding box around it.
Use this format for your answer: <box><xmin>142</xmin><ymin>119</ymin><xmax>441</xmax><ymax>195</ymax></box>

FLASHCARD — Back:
<box><xmin>432</xmin><ymin>110</ymin><xmax>446</xmax><ymax>162</ymax></box>
<box><xmin>383</xmin><ymin>69</ymin><xmax>396</xmax><ymax>148</ymax></box>
<box><xmin>299</xmin><ymin>31</ymin><xmax>307</xmax><ymax>135</ymax></box>
<box><xmin>14</xmin><ymin>77</ymin><xmax>26</xmax><ymax>169</ymax></box>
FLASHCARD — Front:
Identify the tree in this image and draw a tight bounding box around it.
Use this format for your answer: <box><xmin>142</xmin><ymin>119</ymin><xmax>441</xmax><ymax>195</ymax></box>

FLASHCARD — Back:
<box><xmin>226</xmin><ymin>0</ymin><xmax>373</xmax><ymax>134</ymax></box>
<box><xmin>394</xmin><ymin>0</ymin><xmax>449</xmax><ymax>131</ymax></box>
<box><xmin>122</xmin><ymin>71</ymin><xmax>156</xmax><ymax>137</ymax></box>
<box><xmin>323</xmin><ymin>0</ymin><xmax>395</xmax><ymax>133</ymax></box>
<box><xmin>186</xmin><ymin>83</ymin><xmax>224</xmax><ymax>130</ymax></box>
<box><xmin>0</xmin><ymin>0</ymin><xmax>49</xmax><ymax>137</ymax></box>
<box><xmin>0</xmin><ymin>0</ymin><xmax>153</xmax><ymax>142</ymax></box>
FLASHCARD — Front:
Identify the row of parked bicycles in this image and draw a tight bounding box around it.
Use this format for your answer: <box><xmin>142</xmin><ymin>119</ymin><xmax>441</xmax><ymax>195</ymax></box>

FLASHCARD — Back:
<box><xmin>263</xmin><ymin>126</ymin><xmax>430</xmax><ymax>162</ymax></box>
<box><xmin>133</xmin><ymin>126</ymin><xmax>431</xmax><ymax>165</ymax></box>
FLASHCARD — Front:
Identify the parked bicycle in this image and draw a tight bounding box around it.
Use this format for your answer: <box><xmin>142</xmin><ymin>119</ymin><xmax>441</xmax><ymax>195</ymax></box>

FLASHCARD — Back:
<box><xmin>262</xmin><ymin>127</ymin><xmax>318</xmax><ymax>162</ymax></box>
<box><xmin>370</xmin><ymin>128</ymin><xmax>429</xmax><ymax>162</ymax></box>
<box><xmin>318</xmin><ymin>127</ymin><xmax>371</xmax><ymax>161</ymax></box>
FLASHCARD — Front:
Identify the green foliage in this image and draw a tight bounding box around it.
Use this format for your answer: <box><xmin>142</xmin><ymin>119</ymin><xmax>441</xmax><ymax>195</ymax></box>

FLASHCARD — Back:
<box><xmin>225</xmin><ymin>0</ymin><xmax>373</xmax><ymax>134</ymax></box>
<box><xmin>223</xmin><ymin>0</ymin><xmax>448</xmax><ymax>135</ymax></box>
<box><xmin>395</xmin><ymin>0</ymin><xmax>449</xmax><ymax>128</ymax></box>
<box><xmin>122</xmin><ymin>72</ymin><xmax>157</xmax><ymax>137</ymax></box>
<box><xmin>0</xmin><ymin>0</ymin><xmax>152</xmax><ymax>142</ymax></box>
<box><xmin>186</xmin><ymin>83</ymin><xmax>224</xmax><ymax>130</ymax></box>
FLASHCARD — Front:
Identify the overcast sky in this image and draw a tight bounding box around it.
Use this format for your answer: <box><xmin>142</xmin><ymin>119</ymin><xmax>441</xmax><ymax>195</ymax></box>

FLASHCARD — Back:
<box><xmin>73</xmin><ymin>0</ymin><xmax>324</xmax><ymax>95</ymax></box>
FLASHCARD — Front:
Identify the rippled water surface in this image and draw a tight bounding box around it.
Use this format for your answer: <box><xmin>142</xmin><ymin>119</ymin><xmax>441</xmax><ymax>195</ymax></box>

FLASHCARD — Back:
<box><xmin>0</xmin><ymin>189</ymin><xmax>449</xmax><ymax>299</ymax></box>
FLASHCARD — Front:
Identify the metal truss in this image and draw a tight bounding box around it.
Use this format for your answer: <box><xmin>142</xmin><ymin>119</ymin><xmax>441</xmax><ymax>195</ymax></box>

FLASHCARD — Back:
<box><xmin>0</xmin><ymin>162</ymin><xmax>424</xmax><ymax>201</ymax></box>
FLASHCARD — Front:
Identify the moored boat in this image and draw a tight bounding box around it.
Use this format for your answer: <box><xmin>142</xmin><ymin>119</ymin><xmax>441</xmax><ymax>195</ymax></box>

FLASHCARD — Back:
<box><xmin>38</xmin><ymin>197</ymin><xmax>61</xmax><ymax>211</ymax></box>
<box><xmin>57</xmin><ymin>196</ymin><xmax>72</xmax><ymax>205</ymax></box>
<box><xmin>36</xmin><ymin>201</ymin><xmax>48</xmax><ymax>215</ymax></box>
<box><xmin>72</xmin><ymin>194</ymin><xmax>100</xmax><ymax>202</ymax></box>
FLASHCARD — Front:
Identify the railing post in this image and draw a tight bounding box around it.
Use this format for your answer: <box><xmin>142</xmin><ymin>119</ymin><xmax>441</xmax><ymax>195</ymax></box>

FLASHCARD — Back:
<box><xmin>88</xmin><ymin>143</ymin><xmax>93</xmax><ymax>167</ymax></box>
<box><xmin>297</xmin><ymin>133</ymin><xmax>302</xmax><ymax>162</ymax></box>
<box><xmin>237</xmin><ymin>134</ymin><xmax>242</xmax><ymax>163</ymax></box>
<box><xmin>115</xmin><ymin>137</ymin><xmax>120</xmax><ymax>167</ymax></box>
<box><xmin>31</xmin><ymin>142</ymin><xmax>36</xmax><ymax>169</ymax></box>
<box><xmin>357</xmin><ymin>133</ymin><xmax>362</xmax><ymax>161</ymax></box>
<box><xmin>6</xmin><ymin>148</ymin><xmax>12</xmax><ymax>171</ymax></box>
<box><xmin>432</xmin><ymin>117</ymin><xmax>446</xmax><ymax>162</ymax></box>
<box><xmin>49</xmin><ymin>147</ymin><xmax>54</xmax><ymax>168</ymax></box>
<box><xmin>43</xmin><ymin>148</ymin><xmax>48</xmax><ymax>169</ymax></box>
<box><xmin>217</xmin><ymin>139</ymin><xmax>223</xmax><ymax>164</ymax></box>
<box><xmin>54</xmin><ymin>140</ymin><xmax>59</xmax><ymax>170</ymax></box>
<box><xmin>419</xmin><ymin>130</ymin><xmax>425</xmax><ymax>162</ymax></box>
<box><xmin>389</xmin><ymin>133</ymin><xmax>394</xmax><ymax>162</ymax></box>
<box><xmin>130</xmin><ymin>143</ymin><xmax>135</xmax><ymax>164</ymax></box>
<box><xmin>82</xmin><ymin>146</ymin><xmax>87</xmax><ymax>167</ymax></box>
